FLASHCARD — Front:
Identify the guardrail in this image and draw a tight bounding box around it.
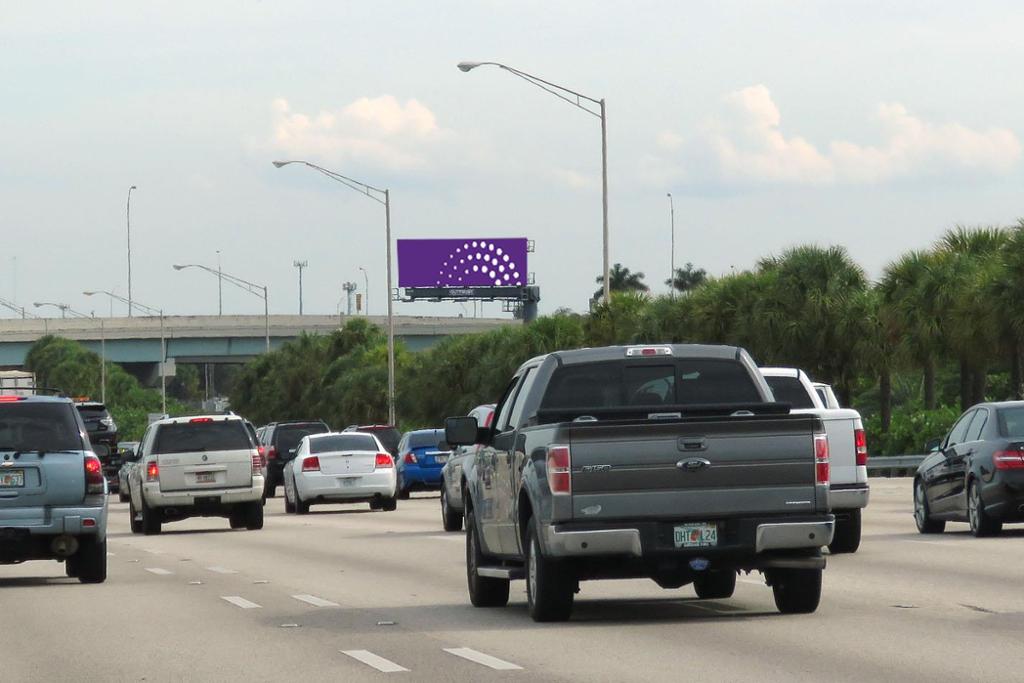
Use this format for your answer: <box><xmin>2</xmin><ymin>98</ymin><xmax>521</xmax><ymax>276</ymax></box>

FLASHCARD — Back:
<box><xmin>866</xmin><ymin>455</ymin><xmax>926</xmax><ymax>476</ymax></box>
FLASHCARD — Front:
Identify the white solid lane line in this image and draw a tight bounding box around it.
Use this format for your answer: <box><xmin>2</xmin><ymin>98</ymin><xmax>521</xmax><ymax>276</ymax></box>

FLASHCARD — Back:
<box><xmin>292</xmin><ymin>594</ymin><xmax>340</xmax><ymax>608</ymax></box>
<box><xmin>145</xmin><ymin>568</ymin><xmax>173</xmax><ymax>575</ymax></box>
<box><xmin>206</xmin><ymin>566</ymin><xmax>238</xmax><ymax>574</ymax></box>
<box><xmin>443</xmin><ymin>648</ymin><xmax>523</xmax><ymax>671</ymax></box>
<box><xmin>341</xmin><ymin>650</ymin><xmax>410</xmax><ymax>673</ymax></box>
<box><xmin>427</xmin><ymin>534</ymin><xmax>465</xmax><ymax>542</ymax></box>
<box><xmin>220</xmin><ymin>596</ymin><xmax>261</xmax><ymax>609</ymax></box>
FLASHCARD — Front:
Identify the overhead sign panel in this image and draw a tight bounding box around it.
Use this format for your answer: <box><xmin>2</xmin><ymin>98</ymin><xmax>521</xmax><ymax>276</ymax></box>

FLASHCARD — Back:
<box><xmin>398</xmin><ymin>238</ymin><xmax>528</xmax><ymax>288</ymax></box>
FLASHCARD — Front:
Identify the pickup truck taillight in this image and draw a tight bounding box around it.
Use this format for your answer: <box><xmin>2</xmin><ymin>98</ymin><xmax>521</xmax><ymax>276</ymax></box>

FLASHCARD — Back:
<box><xmin>84</xmin><ymin>455</ymin><xmax>105</xmax><ymax>495</ymax></box>
<box><xmin>993</xmin><ymin>449</ymin><xmax>1024</xmax><ymax>470</ymax></box>
<box><xmin>814</xmin><ymin>432</ymin><xmax>830</xmax><ymax>485</ymax></box>
<box><xmin>546</xmin><ymin>445</ymin><xmax>571</xmax><ymax>495</ymax></box>
<box><xmin>375</xmin><ymin>453</ymin><xmax>394</xmax><ymax>469</ymax></box>
<box><xmin>251</xmin><ymin>450</ymin><xmax>262</xmax><ymax>475</ymax></box>
<box><xmin>146</xmin><ymin>461</ymin><xmax>159</xmax><ymax>482</ymax></box>
<box><xmin>302</xmin><ymin>456</ymin><xmax>321</xmax><ymax>472</ymax></box>
<box><xmin>854</xmin><ymin>428</ymin><xmax>868</xmax><ymax>467</ymax></box>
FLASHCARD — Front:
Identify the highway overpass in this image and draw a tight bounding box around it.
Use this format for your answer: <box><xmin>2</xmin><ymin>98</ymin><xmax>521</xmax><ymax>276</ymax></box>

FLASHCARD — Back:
<box><xmin>0</xmin><ymin>314</ymin><xmax>512</xmax><ymax>369</ymax></box>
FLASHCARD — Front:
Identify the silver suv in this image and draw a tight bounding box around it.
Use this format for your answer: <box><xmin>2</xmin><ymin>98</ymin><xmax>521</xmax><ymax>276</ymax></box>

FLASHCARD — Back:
<box><xmin>126</xmin><ymin>415</ymin><xmax>264</xmax><ymax>535</ymax></box>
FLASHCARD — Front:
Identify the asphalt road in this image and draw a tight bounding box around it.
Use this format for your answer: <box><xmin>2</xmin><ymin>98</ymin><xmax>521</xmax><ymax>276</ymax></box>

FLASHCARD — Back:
<box><xmin>2</xmin><ymin>478</ymin><xmax>1023</xmax><ymax>682</ymax></box>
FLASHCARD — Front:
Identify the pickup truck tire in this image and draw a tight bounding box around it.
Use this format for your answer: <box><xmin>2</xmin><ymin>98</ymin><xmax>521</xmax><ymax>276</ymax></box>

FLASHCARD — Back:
<box><xmin>441</xmin><ymin>488</ymin><xmax>463</xmax><ymax>532</ymax></box>
<box><xmin>380</xmin><ymin>496</ymin><xmax>398</xmax><ymax>512</ymax></box>
<box><xmin>770</xmin><ymin>567</ymin><xmax>821</xmax><ymax>614</ymax></box>
<box><xmin>129</xmin><ymin>497</ymin><xmax>144</xmax><ymax>534</ymax></box>
<box><xmin>244</xmin><ymin>501</ymin><xmax>264</xmax><ymax>530</ymax></box>
<box><xmin>968</xmin><ymin>480</ymin><xmax>1001</xmax><ymax>537</ymax></box>
<box><xmin>914</xmin><ymin>479</ymin><xmax>945</xmax><ymax>534</ymax></box>
<box><xmin>693</xmin><ymin>570</ymin><xmax>737</xmax><ymax>600</ymax></box>
<box><xmin>141</xmin><ymin>497</ymin><xmax>162</xmax><ymax>535</ymax></box>
<box><xmin>465</xmin><ymin>508</ymin><xmax>509</xmax><ymax>608</ymax></box>
<box><xmin>76</xmin><ymin>537</ymin><xmax>107</xmax><ymax>584</ymax></box>
<box><xmin>526</xmin><ymin>522</ymin><xmax>575</xmax><ymax>622</ymax></box>
<box><xmin>828</xmin><ymin>509</ymin><xmax>862</xmax><ymax>554</ymax></box>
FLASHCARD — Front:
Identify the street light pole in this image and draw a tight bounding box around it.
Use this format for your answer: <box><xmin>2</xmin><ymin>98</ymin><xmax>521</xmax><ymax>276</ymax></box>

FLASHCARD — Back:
<box><xmin>667</xmin><ymin>193</ymin><xmax>675</xmax><ymax>298</ymax></box>
<box><xmin>127</xmin><ymin>185</ymin><xmax>137</xmax><ymax>316</ymax></box>
<box><xmin>458</xmin><ymin>60</ymin><xmax>611</xmax><ymax>303</ymax></box>
<box><xmin>272</xmin><ymin>160</ymin><xmax>397</xmax><ymax>425</ymax></box>
<box><xmin>173</xmin><ymin>264</ymin><xmax>269</xmax><ymax>353</ymax></box>
<box><xmin>293</xmin><ymin>260</ymin><xmax>308</xmax><ymax>314</ymax></box>
<box><xmin>359</xmin><ymin>266</ymin><xmax>369</xmax><ymax>315</ymax></box>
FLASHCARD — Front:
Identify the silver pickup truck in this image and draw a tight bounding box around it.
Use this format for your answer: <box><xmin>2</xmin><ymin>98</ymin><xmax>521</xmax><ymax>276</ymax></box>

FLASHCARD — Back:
<box><xmin>446</xmin><ymin>344</ymin><xmax>834</xmax><ymax>622</ymax></box>
<box><xmin>0</xmin><ymin>395</ymin><xmax>108</xmax><ymax>583</ymax></box>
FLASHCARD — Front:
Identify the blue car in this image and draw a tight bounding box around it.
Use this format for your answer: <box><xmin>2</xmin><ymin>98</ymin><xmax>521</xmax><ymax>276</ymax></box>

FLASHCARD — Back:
<box><xmin>396</xmin><ymin>429</ymin><xmax>451</xmax><ymax>499</ymax></box>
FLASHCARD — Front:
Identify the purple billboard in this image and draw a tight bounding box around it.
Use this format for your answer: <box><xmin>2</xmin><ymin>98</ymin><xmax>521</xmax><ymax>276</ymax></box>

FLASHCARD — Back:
<box><xmin>398</xmin><ymin>238</ymin><xmax>529</xmax><ymax>288</ymax></box>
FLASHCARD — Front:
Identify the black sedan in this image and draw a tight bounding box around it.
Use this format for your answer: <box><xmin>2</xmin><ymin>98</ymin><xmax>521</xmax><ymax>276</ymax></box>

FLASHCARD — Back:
<box><xmin>915</xmin><ymin>401</ymin><xmax>1024</xmax><ymax>536</ymax></box>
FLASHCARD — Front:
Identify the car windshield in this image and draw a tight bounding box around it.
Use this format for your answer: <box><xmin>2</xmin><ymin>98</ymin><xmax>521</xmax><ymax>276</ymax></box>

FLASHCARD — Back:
<box><xmin>997</xmin><ymin>407</ymin><xmax>1024</xmax><ymax>438</ymax></box>
<box><xmin>0</xmin><ymin>402</ymin><xmax>85</xmax><ymax>452</ymax></box>
<box><xmin>764</xmin><ymin>377</ymin><xmax>816</xmax><ymax>409</ymax></box>
<box><xmin>310</xmin><ymin>434</ymin><xmax>378</xmax><ymax>453</ymax></box>
<box><xmin>153</xmin><ymin>421</ymin><xmax>252</xmax><ymax>454</ymax></box>
<box><xmin>408</xmin><ymin>430</ymin><xmax>444</xmax><ymax>450</ymax></box>
<box><xmin>276</xmin><ymin>423</ymin><xmax>329</xmax><ymax>453</ymax></box>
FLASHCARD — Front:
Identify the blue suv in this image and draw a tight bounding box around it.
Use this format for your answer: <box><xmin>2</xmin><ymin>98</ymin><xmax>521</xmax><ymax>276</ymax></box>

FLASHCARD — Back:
<box><xmin>396</xmin><ymin>429</ymin><xmax>451</xmax><ymax>499</ymax></box>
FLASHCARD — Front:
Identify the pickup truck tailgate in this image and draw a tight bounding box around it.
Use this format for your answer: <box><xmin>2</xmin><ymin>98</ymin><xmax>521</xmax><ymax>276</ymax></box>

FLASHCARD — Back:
<box><xmin>0</xmin><ymin>453</ymin><xmax>86</xmax><ymax>510</ymax></box>
<box><xmin>568</xmin><ymin>416</ymin><xmax>821</xmax><ymax>520</ymax></box>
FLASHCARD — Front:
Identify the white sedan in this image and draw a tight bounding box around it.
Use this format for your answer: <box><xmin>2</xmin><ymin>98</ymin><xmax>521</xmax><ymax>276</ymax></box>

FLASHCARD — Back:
<box><xmin>282</xmin><ymin>432</ymin><xmax>398</xmax><ymax>514</ymax></box>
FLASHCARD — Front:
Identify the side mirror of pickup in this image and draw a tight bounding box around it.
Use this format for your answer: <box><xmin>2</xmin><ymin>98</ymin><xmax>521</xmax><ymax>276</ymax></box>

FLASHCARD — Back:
<box><xmin>445</xmin><ymin>416</ymin><xmax>490</xmax><ymax>447</ymax></box>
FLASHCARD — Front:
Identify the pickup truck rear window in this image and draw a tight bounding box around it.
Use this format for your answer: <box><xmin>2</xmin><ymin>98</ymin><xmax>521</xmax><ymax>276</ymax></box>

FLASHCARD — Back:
<box><xmin>764</xmin><ymin>377</ymin><xmax>815</xmax><ymax>409</ymax></box>
<box><xmin>541</xmin><ymin>359</ymin><xmax>762</xmax><ymax>409</ymax></box>
<box><xmin>0</xmin><ymin>402</ymin><xmax>84</xmax><ymax>452</ymax></box>
<box><xmin>310</xmin><ymin>434</ymin><xmax>378</xmax><ymax>453</ymax></box>
<box><xmin>153</xmin><ymin>421</ymin><xmax>252</xmax><ymax>455</ymax></box>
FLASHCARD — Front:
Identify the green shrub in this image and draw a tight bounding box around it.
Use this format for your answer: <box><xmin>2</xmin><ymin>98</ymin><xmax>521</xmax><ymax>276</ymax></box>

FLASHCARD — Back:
<box><xmin>863</xmin><ymin>406</ymin><xmax>960</xmax><ymax>456</ymax></box>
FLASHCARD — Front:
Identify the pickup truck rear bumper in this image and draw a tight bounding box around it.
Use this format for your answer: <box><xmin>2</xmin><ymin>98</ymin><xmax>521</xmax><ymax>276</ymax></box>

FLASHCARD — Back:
<box><xmin>829</xmin><ymin>483</ymin><xmax>870</xmax><ymax>510</ymax></box>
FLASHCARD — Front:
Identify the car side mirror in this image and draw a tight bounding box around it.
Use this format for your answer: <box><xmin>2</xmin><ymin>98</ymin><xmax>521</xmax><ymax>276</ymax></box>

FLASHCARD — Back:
<box><xmin>446</xmin><ymin>416</ymin><xmax>485</xmax><ymax>446</ymax></box>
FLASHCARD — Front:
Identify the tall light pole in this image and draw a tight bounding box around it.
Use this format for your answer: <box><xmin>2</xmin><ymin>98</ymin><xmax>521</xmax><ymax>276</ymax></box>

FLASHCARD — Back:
<box><xmin>359</xmin><ymin>266</ymin><xmax>369</xmax><ymax>315</ymax></box>
<box><xmin>34</xmin><ymin>302</ymin><xmax>105</xmax><ymax>402</ymax></box>
<box><xmin>293</xmin><ymin>260</ymin><xmax>308</xmax><ymax>314</ymax></box>
<box><xmin>84</xmin><ymin>290</ymin><xmax>166</xmax><ymax>415</ymax></box>
<box><xmin>173</xmin><ymin>264</ymin><xmax>269</xmax><ymax>353</ymax></box>
<box><xmin>667</xmin><ymin>193</ymin><xmax>675</xmax><ymax>298</ymax></box>
<box><xmin>127</xmin><ymin>185</ymin><xmax>137</xmax><ymax>316</ymax></box>
<box><xmin>273</xmin><ymin>160</ymin><xmax>396</xmax><ymax>425</ymax></box>
<box><xmin>458</xmin><ymin>60</ymin><xmax>610</xmax><ymax>303</ymax></box>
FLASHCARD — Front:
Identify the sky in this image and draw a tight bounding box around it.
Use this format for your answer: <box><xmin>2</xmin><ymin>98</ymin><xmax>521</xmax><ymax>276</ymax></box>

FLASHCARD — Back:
<box><xmin>2</xmin><ymin>1</ymin><xmax>1023</xmax><ymax>320</ymax></box>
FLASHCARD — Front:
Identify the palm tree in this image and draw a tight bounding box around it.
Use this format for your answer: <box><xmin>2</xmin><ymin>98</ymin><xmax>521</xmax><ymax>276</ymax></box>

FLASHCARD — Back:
<box><xmin>666</xmin><ymin>263</ymin><xmax>708</xmax><ymax>294</ymax></box>
<box><xmin>594</xmin><ymin>263</ymin><xmax>648</xmax><ymax>300</ymax></box>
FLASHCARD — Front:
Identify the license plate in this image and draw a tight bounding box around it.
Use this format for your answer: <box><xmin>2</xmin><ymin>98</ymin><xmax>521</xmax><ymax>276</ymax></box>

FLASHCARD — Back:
<box><xmin>0</xmin><ymin>470</ymin><xmax>24</xmax><ymax>488</ymax></box>
<box><xmin>674</xmin><ymin>523</ymin><xmax>718</xmax><ymax>548</ymax></box>
<box><xmin>434</xmin><ymin>455</ymin><xmax>448</xmax><ymax>464</ymax></box>
<box><xmin>195</xmin><ymin>472</ymin><xmax>216</xmax><ymax>484</ymax></box>
<box><xmin>340</xmin><ymin>478</ymin><xmax>359</xmax><ymax>487</ymax></box>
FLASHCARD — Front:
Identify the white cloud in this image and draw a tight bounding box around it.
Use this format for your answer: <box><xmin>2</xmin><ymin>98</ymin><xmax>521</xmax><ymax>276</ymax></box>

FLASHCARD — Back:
<box><xmin>660</xmin><ymin>85</ymin><xmax>1021</xmax><ymax>185</ymax></box>
<box><xmin>547</xmin><ymin>167</ymin><xmax>598</xmax><ymax>190</ymax></box>
<box><xmin>269</xmin><ymin>96</ymin><xmax>450</xmax><ymax>171</ymax></box>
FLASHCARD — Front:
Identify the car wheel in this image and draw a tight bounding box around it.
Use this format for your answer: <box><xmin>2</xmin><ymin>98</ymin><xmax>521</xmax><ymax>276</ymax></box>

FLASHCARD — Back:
<box><xmin>465</xmin><ymin>507</ymin><xmax>509</xmax><ymax>608</ymax></box>
<box><xmin>129</xmin><ymin>496</ymin><xmax>144</xmax><ymax>534</ymax></box>
<box><xmin>229</xmin><ymin>510</ymin><xmax>246</xmax><ymax>529</ymax></box>
<box><xmin>380</xmin><ymin>496</ymin><xmax>398</xmax><ymax>512</ymax></box>
<box><xmin>693</xmin><ymin>570</ymin><xmax>737</xmax><ymax>599</ymax></box>
<box><xmin>526</xmin><ymin>520</ymin><xmax>575</xmax><ymax>622</ymax></box>
<box><xmin>441</xmin><ymin>488</ymin><xmax>463</xmax><ymax>532</ymax></box>
<box><xmin>118</xmin><ymin>491</ymin><xmax>129</xmax><ymax>503</ymax></box>
<box><xmin>76</xmin><ymin>537</ymin><xmax>108</xmax><ymax>584</ymax></box>
<box><xmin>265</xmin><ymin>480</ymin><xmax>278</xmax><ymax>499</ymax></box>
<box><xmin>968</xmin><ymin>480</ymin><xmax>1001</xmax><ymax>537</ymax></box>
<box><xmin>398</xmin><ymin>487</ymin><xmax>411</xmax><ymax>500</ymax></box>
<box><xmin>65</xmin><ymin>556</ymin><xmax>80</xmax><ymax>578</ymax></box>
<box><xmin>141</xmin><ymin>496</ymin><xmax>162</xmax><ymax>535</ymax></box>
<box><xmin>283</xmin><ymin>480</ymin><xmax>296</xmax><ymax>514</ymax></box>
<box><xmin>770</xmin><ymin>567</ymin><xmax>822</xmax><ymax>614</ymax></box>
<box><xmin>828</xmin><ymin>508</ymin><xmax>862</xmax><ymax>554</ymax></box>
<box><xmin>295</xmin><ymin>489</ymin><xmax>310</xmax><ymax>515</ymax></box>
<box><xmin>914</xmin><ymin>480</ymin><xmax>945</xmax><ymax>534</ymax></box>
<box><xmin>244</xmin><ymin>501</ymin><xmax>264</xmax><ymax>530</ymax></box>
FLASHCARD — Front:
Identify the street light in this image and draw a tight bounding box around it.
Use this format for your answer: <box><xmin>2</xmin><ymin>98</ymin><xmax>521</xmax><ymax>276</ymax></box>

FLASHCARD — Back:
<box><xmin>173</xmin><ymin>264</ymin><xmax>269</xmax><ymax>352</ymax></box>
<box><xmin>358</xmin><ymin>266</ymin><xmax>369</xmax><ymax>315</ymax></box>
<box><xmin>457</xmin><ymin>60</ymin><xmax>611</xmax><ymax>303</ymax></box>
<box><xmin>84</xmin><ymin>290</ymin><xmax>166</xmax><ymax>415</ymax></box>
<box><xmin>272</xmin><ymin>159</ymin><xmax>397</xmax><ymax>425</ymax></box>
<box><xmin>0</xmin><ymin>296</ymin><xmax>38</xmax><ymax>319</ymax></box>
<box><xmin>667</xmin><ymin>193</ymin><xmax>675</xmax><ymax>298</ymax></box>
<box><xmin>293</xmin><ymin>260</ymin><xmax>308</xmax><ymax>315</ymax></box>
<box><xmin>127</xmin><ymin>185</ymin><xmax>137</xmax><ymax>316</ymax></box>
<box><xmin>34</xmin><ymin>302</ymin><xmax>106</xmax><ymax>402</ymax></box>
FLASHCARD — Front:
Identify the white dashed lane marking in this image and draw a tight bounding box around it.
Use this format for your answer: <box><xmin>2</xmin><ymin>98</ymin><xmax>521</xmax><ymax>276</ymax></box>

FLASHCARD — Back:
<box><xmin>207</xmin><ymin>566</ymin><xmax>238</xmax><ymax>574</ymax></box>
<box><xmin>292</xmin><ymin>594</ymin><xmax>340</xmax><ymax>607</ymax></box>
<box><xmin>738</xmin><ymin>577</ymin><xmax>766</xmax><ymax>587</ymax></box>
<box><xmin>443</xmin><ymin>647</ymin><xmax>523</xmax><ymax>671</ymax></box>
<box><xmin>145</xmin><ymin>568</ymin><xmax>172</xmax><ymax>576</ymax></box>
<box><xmin>427</xmin><ymin>534</ymin><xmax>465</xmax><ymax>542</ymax></box>
<box><xmin>341</xmin><ymin>650</ymin><xmax>410</xmax><ymax>673</ymax></box>
<box><xmin>220</xmin><ymin>596</ymin><xmax>261</xmax><ymax>609</ymax></box>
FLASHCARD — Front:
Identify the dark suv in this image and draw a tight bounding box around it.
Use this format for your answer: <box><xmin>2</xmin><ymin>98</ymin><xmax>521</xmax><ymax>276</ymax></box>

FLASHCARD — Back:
<box><xmin>259</xmin><ymin>421</ymin><xmax>330</xmax><ymax>497</ymax></box>
<box><xmin>75</xmin><ymin>402</ymin><xmax>120</xmax><ymax>491</ymax></box>
<box><xmin>343</xmin><ymin>424</ymin><xmax>401</xmax><ymax>457</ymax></box>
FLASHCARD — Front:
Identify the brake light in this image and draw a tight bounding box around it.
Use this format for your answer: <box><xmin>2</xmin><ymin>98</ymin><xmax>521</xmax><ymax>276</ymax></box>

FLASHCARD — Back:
<box><xmin>302</xmin><ymin>456</ymin><xmax>320</xmax><ymax>472</ymax></box>
<box><xmin>375</xmin><ymin>453</ymin><xmax>393</xmax><ymax>469</ymax></box>
<box><xmin>190</xmin><ymin>417</ymin><xmax>213</xmax><ymax>423</ymax></box>
<box><xmin>814</xmin><ymin>432</ymin><xmax>830</xmax><ymax>484</ymax></box>
<box><xmin>404</xmin><ymin>452</ymin><xmax>418</xmax><ymax>465</ymax></box>
<box><xmin>0</xmin><ymin>396</ymin><xmax>25</xmax><ymax>402</ymax></box>
<box><xmin>625</xmin><ymin>345</ymin><xmax>672</xmax><ymax>357</ymax></box>
<box><xmin>267</xmin><ymin>446</ymin><xmax>278</xmax><ymax>460</ymax></box>
<box><xmin>993</xmin><ymin>449</ymin><xmax>1024</xmax><ymax>470</ymax></box>
<box><xmin>84</xmin><ymin>455</ymin><xmax>105</xmax><ymax>494</ymax></box>
<box><xmin>546</xmin><ymin>444</ymin><xmax>571</xmax><ymax>495</ymax></box>
<box><xmin>250</xmin><ymin>450</ymin><xmax>262</xmax><ymax>475</ymax></box>
<box><xmin>854</xmin><ymin>428</ymin><xmax>868</xmax><ymax>467</ymax></box>
<box><xmin>146</xmin><ymin>461</ymin><xmax>159</xmax><ymax>482</ymax></box>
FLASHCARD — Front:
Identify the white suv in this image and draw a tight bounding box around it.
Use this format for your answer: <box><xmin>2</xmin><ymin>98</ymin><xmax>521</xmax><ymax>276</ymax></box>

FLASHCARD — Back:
<box><xmin>127</xmin><ymin>415</ymin><xmax>265</xmax><ymax>535</ymax></box>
